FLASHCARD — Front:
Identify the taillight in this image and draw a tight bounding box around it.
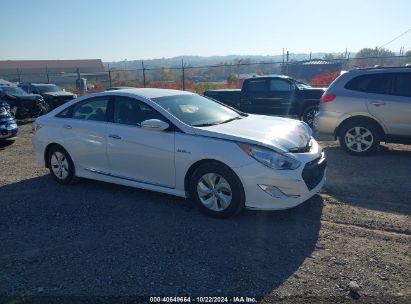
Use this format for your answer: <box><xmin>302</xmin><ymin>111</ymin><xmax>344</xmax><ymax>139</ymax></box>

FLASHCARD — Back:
<box><xmin>320</xmin><ymin>94</ymin><xmax>336</xmax><ymax>103</ymax></box>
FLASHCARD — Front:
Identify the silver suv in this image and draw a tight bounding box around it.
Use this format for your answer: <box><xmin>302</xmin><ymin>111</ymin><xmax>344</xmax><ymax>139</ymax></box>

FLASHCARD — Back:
<box><xmin>314</xmin><ymin>67</ymin><xmax>411</xmax><ymax>155</ymax></box>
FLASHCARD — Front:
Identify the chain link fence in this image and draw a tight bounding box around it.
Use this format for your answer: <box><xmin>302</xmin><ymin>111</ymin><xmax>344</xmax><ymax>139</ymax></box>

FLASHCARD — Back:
<box><xmin>1</xmin><ymin>55</ymin><xmax>410</xmax><ymax>95</ymax></box>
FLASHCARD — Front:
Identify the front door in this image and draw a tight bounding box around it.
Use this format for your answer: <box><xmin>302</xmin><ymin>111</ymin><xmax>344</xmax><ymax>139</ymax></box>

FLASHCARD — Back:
<box><xmin>106</xmin><ymin>96</ymin><xmax>175</xmax><ymax>188</ymax></box>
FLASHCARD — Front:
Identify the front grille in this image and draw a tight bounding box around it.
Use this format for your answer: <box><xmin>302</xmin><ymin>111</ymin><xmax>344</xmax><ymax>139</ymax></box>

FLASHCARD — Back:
<box><xmin>302</xmin><ymin>154</ymin><xmax>326</xmax><ymax>190</ymax></box>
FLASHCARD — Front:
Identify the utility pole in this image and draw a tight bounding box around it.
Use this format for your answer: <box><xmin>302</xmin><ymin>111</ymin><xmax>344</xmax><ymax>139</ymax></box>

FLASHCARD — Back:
<box><xmin>286</xmin><ymin>51</ymin><xmax>289</xmax><ymax>75</ymax></box>
<box><xmin>142</xmin><ymin>61</ymin><xmax>146</xmax><ymax>88</ymax></box>
<box><xmin>108</xmin><ymin>64</ymin><xmax>112</xmax><ymax>88</ymax></box>
<box><xmin>181</xmin><ymin>58</ymin><xmax>185</xmax><ymax>91</ymax></box>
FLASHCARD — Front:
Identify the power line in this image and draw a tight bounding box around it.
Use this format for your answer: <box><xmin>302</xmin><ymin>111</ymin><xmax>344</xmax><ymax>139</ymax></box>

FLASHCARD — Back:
<box><xmin>379</xmin><ymin>28</ymin><xmax>411</xmax><ymax>49</ymax></box>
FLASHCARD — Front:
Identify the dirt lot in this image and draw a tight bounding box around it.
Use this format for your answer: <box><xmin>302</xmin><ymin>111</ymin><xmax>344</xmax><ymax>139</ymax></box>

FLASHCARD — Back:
<box><xmin>0</xmin><ymin>124</ymin><xmax>410</xmax><ymax>303</ymax></box>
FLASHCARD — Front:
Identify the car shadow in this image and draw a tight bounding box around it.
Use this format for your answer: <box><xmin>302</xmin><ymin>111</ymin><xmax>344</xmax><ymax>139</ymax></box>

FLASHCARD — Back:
<box><xmin>323</xmin><ymin>145</ymin><xmax>411</xmax><ymax>215</ymax></box>
<box><xmin>0</xmin><ymin>175</ymin><xmax>323</xmax><ymax>299</ymax></box>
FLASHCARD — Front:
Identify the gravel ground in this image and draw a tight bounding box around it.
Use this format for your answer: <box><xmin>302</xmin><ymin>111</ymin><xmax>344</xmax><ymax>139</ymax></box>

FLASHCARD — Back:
<box><xmin>0</xmin><ymin>124</ymin><xmax>410</xmax><ymax>303</ymax></box>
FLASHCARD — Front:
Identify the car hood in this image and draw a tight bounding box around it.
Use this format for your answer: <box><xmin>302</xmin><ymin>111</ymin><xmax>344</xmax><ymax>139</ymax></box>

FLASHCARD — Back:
<box><xmin>6</xmin><ymin>94</ymin><xmax>42</xmax><ymax>101</ymax></box>
<box><xmin>42</xmin><ymin>92</ymin><xmax>74</xmax><ymax>97</ymax></box>
<box><xmin>192</xmin><ymin>115</ymin><xmax>312</xmax><ymax>153</ymax></box>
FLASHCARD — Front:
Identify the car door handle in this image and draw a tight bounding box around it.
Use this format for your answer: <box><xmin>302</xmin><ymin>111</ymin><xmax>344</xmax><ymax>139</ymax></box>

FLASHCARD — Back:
<box><xmin>63</xmin><ymin>124</ymin><xmax>72</xmax><ymax>129</ymax></box>
<box><xmin>108</xmin><ymin>134</ymin><xmax>122</xmax><ymax>140</ymax></box>
<box><xmin>371</xmin><ymin>101</ymin><xmax>385</xmax><ymax>106</ymax></box>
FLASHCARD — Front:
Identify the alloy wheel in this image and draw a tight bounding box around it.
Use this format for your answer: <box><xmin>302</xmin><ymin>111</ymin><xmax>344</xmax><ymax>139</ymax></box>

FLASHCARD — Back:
<box><xmin>197</xmin><ymin>173</ymin><xmax>232</xmax><ymax>212</ymax></box>
<box><xmin>344</xmin><ymin>126</ymin><xmax>374</xmax><ymax>153</ymax></box>
<box><xmin>50</xmin><ymin>151</ymin><xmax>70</xmax><ymax>180</ymax></box>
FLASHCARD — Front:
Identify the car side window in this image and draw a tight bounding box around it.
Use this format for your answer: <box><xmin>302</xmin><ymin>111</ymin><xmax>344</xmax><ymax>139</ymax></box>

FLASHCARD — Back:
<box><xmin>392</xmin><ymin>73</ymin><xmax>411</xmax><ymax>97</ymax></box>
<box><xmin>246</xmin><ymin>80</ymin><xmax>266</xmax><ymax>93</ymax></box>
<box><xmin>30</xmin><ymin>86</ymin><xmax>40</xmax><ymax>94</ymax></box>
<box><xmin>345</xmin><ymin>75</ymin><xmax>373</xmax><ymax>92</ymax></box>
<box><xmin>113</xmin><ymin>96</ymin><xmax>165</xmax><ymax>126</ymax></box>
<box><xmin>367</xmin><ymin>74</ymin><xmax>392</xmax><ymax>95</ymax></box>
<box><xmin>269</xmin><ymin>79</ymin><xmax>292</xmax><ymax>92</ymax></box>
<box><xmin>345</xmin><ymin>74</ymin><xmax>392</xmax><ymax>95</ymax></box>
<box><xmin>72</xmin><ymin>97</ymin><xmax>109</xmax><ymax>122</ymax></box>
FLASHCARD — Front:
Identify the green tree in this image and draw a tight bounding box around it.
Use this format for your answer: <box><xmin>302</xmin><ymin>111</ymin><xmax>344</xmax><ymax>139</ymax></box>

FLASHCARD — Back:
<box><xmin>405</xmin><ymin>50</ymin><xmax>411</xmax><ymax>56</ymax></box>
<box><xmin>355</xmin><ymin>47</ymin><xmax>395</xmax><ymax>58</ymax></box>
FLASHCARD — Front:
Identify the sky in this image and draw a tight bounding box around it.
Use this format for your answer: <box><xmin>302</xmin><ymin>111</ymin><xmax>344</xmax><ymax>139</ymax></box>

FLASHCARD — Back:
<box><xmin>1</xmin><ymin>0</ymin><xmax>411</xmax><ymax>61</ymax></box>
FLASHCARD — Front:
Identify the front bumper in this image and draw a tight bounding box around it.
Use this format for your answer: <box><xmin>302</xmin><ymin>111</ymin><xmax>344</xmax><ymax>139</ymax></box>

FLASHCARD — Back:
<box><xmin>235</xmin><ymin>139</ymin><xmax>326</xmax><ymax>210</ymax></box>
<box><xmin>0</xmin><ymin>125</ymin><xmax>18</xmax><ymax>141</ymax></box>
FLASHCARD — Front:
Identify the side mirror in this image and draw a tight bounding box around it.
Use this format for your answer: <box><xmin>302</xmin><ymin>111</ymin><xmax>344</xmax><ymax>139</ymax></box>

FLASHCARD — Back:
<box><xmin>141</xmin><ymin>119</ymin><xmax>169</xmax><ymax>131</ymax></box>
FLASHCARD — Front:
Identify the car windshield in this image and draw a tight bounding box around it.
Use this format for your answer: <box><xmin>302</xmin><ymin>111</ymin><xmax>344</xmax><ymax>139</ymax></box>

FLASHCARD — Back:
<box><xmin>152</xmin><ymin>94</ymin><xmax>244</xmax><ymax>127</ymax></box>
<box><xmin>295</xmin><ymin>81</ymin><xmax>312</xmax><ymax>89</ymax></box>
<box><xmin>36</xmin><ymin>85</ymin><xmax>61</xmax><ymax>93</ymax></box>
<box><xmin>0</xmin><ymin>86</ymin><xmax>29</xmax><ymax>96</ymax></box>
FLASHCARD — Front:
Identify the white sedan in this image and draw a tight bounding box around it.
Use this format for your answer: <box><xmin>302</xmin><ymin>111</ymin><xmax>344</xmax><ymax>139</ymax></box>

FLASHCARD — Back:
<box><xmin>32</xmin><ymin>88</ymin><xmax>326</xmax><ymax>218</ymax></box>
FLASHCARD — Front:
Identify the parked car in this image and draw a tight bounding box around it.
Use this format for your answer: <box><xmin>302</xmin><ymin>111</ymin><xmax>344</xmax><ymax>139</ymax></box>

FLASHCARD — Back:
<box><xmin>105</xmin><ymin>86</ymin><xmax>136</xmax><ymax>91</ymax></box>
<box><xmin>32</xmin><ymin>88</ymin><xmax>326</xmax><ymax>218</ymax></box>
<box><xmin>0</xmin><ymin>101</ymin><xmax>18</xmax><ymax>145</ymax></box>
<box><xmin>0</xmin><ymin>85</ymin><xmax>48</xmax><ymax>119</ymax></box>
<box><xmin>204</xmin><ymin>75</ymin><xmax>325</xmax><ymax>127</ymax></box>
<box><xmin>19</xmin><ymin>83</ymin><xmax>77</xmax><ymax>111</ymax></box>
<box><xmin>314</xmin><ymin>67</ymin><xmax>411</xmax><ymax>155</ymax></box>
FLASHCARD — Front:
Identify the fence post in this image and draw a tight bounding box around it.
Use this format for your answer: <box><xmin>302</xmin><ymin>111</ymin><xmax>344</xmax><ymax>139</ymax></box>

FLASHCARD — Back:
<box><xmin>17</xmin><ymin>69</ymin><xmax>21</xmax><ymax>83</ymax></box>
<box><xmin>142</xmin><ymin>61</ymin><xmax>146</xmax><ymax>88</ymax></box>
<box><xmin>181</xmin><ymin>58</ymin><xmax>185</xmax><ymax>91</ymax></box>
<box><xmin>76</xmin><ymin>67</ymin><xmax>80</xmax><ymax>79</ymax></box>
<box><xmin>108</xmin><ymin>64</ymin><xmax>112</xmax><ymax>88</ymax></box>
<box><xmin>46</xmin><ymin>66</ymin><xmax>50</xmax><ymax>83</ymax></box>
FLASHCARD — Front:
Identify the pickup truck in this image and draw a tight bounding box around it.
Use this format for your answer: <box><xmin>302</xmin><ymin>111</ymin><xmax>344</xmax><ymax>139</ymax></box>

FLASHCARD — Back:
<box><xmin>204</xmin><ymin>75</ymin><xmax>325</xmax><ymax>127</ymax></box>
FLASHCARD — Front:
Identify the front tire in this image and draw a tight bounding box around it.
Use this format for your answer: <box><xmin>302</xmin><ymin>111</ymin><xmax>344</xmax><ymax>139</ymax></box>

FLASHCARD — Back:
<box><xmin>189</xmin><ymin>162</ymin><xmax>245</xmax><ymax>218</ymax></box>
<box><xmin>47</xmin><ymin>145</ymin><xmax>77</xmax><ymax>184</ymax></box>
<box><xmin>338</xmin><ymin>120</ymin><xmax>380</xmax><ymax>155</ymax></box>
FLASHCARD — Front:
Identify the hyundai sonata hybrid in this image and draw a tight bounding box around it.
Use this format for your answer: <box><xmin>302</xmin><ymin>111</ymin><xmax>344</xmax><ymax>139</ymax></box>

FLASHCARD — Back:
<box><xmin>32</xmin><ymin>88</ymin><xmax>326</xmax><ymax>218</ymax></box>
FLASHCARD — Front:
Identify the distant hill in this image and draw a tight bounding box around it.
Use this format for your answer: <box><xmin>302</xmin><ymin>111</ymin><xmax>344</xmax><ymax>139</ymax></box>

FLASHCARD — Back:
<box><xmin>104</xmin><ymin>53</ymin><xmax>329</xmax><ymax>70</ymax></box>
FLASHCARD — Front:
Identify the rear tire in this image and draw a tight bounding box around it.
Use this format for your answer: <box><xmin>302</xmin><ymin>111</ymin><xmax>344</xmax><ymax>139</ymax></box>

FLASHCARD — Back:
<box><xmin>301</xmin><ymin>105</ymin><xmax>318</xmax><ymax>128</ymax></box>
<box><xmin>47</xmin><ymin>145</ymin><xmax>77</xmax><ymax>184</ymax></box>
<box><xmin>189</xmin><ymin>162</ymin><xmax>244</xmax><ymax>218</ymax></box>
<box><xmin>338</xmin><ymin>120</ymin><xmax>380</xmax><ymax>156</ymax></box>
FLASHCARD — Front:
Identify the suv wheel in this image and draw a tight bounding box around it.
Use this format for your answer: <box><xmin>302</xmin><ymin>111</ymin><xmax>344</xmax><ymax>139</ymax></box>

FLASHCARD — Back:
<box><xmin>302</xmin><ymin>105</ymin><xmax>318</xmax><ymax>128</ymax></box>
<box><xmin>339</xmin><ymin>120</ymin><xmax>380</xmax><ymax>155</ymax></box>
<box><xmin>189</xmin><ymin>162</ymin><xmax>244</xmax><ymax>218</ymax></box>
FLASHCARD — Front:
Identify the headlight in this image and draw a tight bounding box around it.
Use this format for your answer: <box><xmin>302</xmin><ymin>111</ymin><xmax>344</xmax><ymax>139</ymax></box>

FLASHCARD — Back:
<box><xmin>238</xmin><ymin>143</ymin><xmax>301</xmax><ymax>170</ymax></box>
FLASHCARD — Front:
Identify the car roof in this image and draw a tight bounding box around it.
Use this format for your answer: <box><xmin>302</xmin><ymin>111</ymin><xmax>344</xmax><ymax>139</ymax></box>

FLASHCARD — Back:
<box><xmin>350</xmin><ymin>66</ymin><xmax>411</xmax><ymax>73</ymax></box>
<box><xmin>107</xmin><ymin>88</ymin><xmax>194</xmax><ymax>99</ymax></box>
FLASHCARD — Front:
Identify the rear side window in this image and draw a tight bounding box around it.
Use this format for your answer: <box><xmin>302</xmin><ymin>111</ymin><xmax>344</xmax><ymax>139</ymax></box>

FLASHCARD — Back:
<box><xmin>345</xmin><ymin>75</ymin><xmax>373</xmax><ymax>92</ymax></box>
<box><xmin>345</xmin><ymin>73</ymin><xmax>392</xmax><ymax>95</ymax></box>
<box><xmin>246</xmin><ymin>80</ymin><xmax>266</xmax><ymax>93</ymax></box>
<box><xmin>72</xmin><ymin>97</ymin><xmax>109</xmax><ymax>122</ymax></box>
<box><xmin>392</xmin><ymin>73</ymin><xmax>411</xmax><ymax>97</ymax></box>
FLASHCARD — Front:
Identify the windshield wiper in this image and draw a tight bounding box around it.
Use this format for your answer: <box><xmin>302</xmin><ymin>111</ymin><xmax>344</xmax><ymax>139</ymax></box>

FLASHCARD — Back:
<box><xmin>192</xmin><ymin>122</ymin><xmax>220</xmax><ymax>127</ymax></box>
<box><xmin>218</xmin><ymin>116</ymin><xmax>243</xmax><ymax>124</ymax></box>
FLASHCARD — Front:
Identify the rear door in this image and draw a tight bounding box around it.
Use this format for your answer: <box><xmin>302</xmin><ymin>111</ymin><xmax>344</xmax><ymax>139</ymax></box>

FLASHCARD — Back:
<box><xmin>240</xmin><ymin>78</ymin><xmax>268</xmax><ymax>114</ymax></box>
<box><xmin>366</xmin><ymin>72</ymin><xmax>411</xmax><ymax>136</ymax></box>
<box><xmin>59</xmin><ymin>96</ymin><xmax>110</xmax><ymax>172</ymax></box>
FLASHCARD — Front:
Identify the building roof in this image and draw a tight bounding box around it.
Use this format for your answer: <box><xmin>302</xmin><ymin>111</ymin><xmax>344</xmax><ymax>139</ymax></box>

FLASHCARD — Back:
<box><xmin>0</xmin><ymin>59</ymin><xmax>104</xmax><ymax>70</ymax></box>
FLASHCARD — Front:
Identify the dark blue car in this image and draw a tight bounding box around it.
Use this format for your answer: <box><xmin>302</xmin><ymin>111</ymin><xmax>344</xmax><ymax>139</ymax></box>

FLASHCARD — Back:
<box><xmin>0</xmin><ymin>101</ymin><xmax>18</xmax><ymax>145</ymax></box>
